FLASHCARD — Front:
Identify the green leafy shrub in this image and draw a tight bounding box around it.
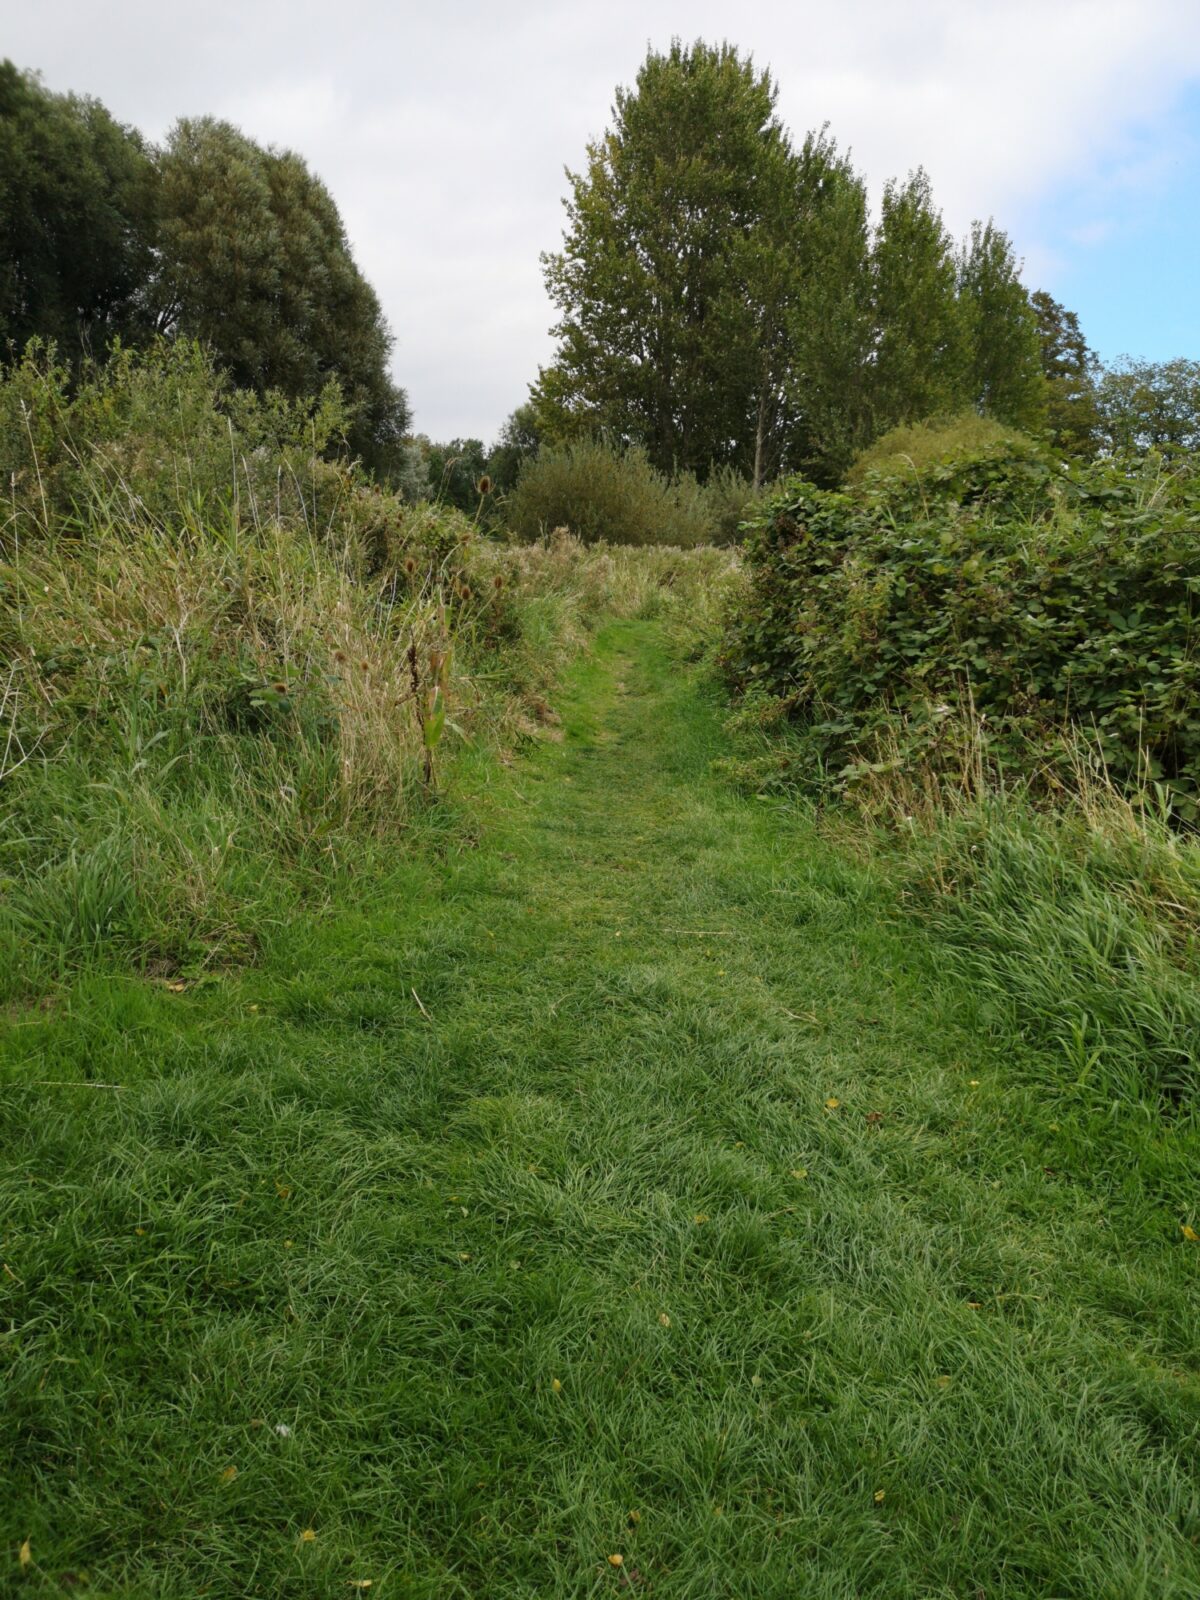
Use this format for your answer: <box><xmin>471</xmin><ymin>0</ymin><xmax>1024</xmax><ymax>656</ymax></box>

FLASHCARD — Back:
<box><xmin>845</xmin><ymin>411</ymin><xmax>1038</xmax><ymax>485</ymax></box>
<box><xmin>720</xmin><ymin>444</ymin><xmax>1200</xmax><ymax>813</ymax></box>
<box><xmin>504</xmin><ymin>438</ymin><xmax>753</xmax><ymax>548</ymax></box>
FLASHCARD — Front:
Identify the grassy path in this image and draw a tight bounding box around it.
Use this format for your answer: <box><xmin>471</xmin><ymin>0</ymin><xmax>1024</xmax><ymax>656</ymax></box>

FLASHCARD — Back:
<box><xmin>3</xmin><ymin>621</ymin><xmax>1198</xmax><ymax>1598</ymax></box>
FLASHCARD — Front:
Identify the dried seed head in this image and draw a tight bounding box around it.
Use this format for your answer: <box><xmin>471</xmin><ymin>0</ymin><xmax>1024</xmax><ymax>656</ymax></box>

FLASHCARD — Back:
<box><xmin>359</xmin><ymin>660</ymin><xmax>370</xmax><ymax>672</ymax></box>
<box><xmin>334</xmin><ymin>649</ymin><xmax>347</xmax><ymax>663</ymax></box>
<box><xmin>403</xmin><ymin>556</ymin><xmax>418</xmax><ymax>576</ymax></box>
<box><xmin>458</xmin><ymin>582</ymin><xmax>471</xmax><ymax>601</ymax></box>
<box><xmin>476</xmin><ymin>474</ymin><xmax>492</xmax><ymax>496</ymax></box>
<box><xmin>272</xmin><ymin>681</ymin><xmax>288</xmax><ymax>696</ymax></box>
<box><xmin>492</xmin><ymin>573</ymin><xmax>504</xmax><ymax>591</ymax></box>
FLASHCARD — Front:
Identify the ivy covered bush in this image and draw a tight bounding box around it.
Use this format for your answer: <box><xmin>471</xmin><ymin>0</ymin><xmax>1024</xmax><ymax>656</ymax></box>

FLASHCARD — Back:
<box><xmin>720</xmin><ymin>445</ymin><xmax>1200</xmax><ymax>814</ymax></box>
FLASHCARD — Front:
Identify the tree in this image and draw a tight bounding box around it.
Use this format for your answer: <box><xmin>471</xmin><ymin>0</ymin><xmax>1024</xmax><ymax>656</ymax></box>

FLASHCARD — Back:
<box><xmin>1031</xmin><ymin>290</ymin><xmax>1098</xmax><ymax>454</ymax></box>
<box><xmin>1094</xmin><ymin>357</ymin><xmax>1200</xmax><ymax>454</ymax></box>
<box><xmin>152</xmin><ymin>118</ymin><xmax>408</xmax><ymax>469</ymax></box>
<box><xmin>487</xmin><ymin>402</ymin><xmax>542</xmax><ymax>493</ymax></box>
<box><xmin>0</xmin><ymin>61</ymin><xmax>156</xmax><ymax>359</ymax></box>
<box><xmin>957</xmin><ymin>221</ymin><xmax>1045</xmax><ymax>432</ymax></box>
<box><xmin>782</xmin><ymin>131</ymin><xmax>874</xmax><ymax>483</ymax></box>
<box><xmin>536</xmin><ymin>40</ymin><xmax>801</xmax><ymax>482</ymax></box>
<box><xmin>870</xmin><ymin>170</ymin><xmax>967</xmax><ymax>432</ymax></box>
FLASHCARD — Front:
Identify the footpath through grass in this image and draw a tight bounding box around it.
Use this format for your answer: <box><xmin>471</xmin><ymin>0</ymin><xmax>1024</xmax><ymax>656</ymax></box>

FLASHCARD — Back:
<box><xmin>3</xmin><ymin>621</ymin><xmax>1198</xmax><ymax>1598</ymax></box>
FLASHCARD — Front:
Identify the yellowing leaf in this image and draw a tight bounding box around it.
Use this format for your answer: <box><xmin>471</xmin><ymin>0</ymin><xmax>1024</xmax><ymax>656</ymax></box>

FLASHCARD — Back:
<box><xmin>220</xmin><ymin>1465</ymin><xmax>238</xmax><ymax>1483</ymax></box>
<box><xmin>1182</xmin><ymin>1224</ymin><xmax>1199</xmax><ymax>1242</ymax></box>
<box><xmin>274</xmin><ymin>1182</ymin><xmax>291</xmax><ymax>1200</ymax></box>
<box><xmin>18</xmin><ymin>1538</ymin><xmax>31</xmax><ymax>1569</ymax></box>
<box><xmin>693</xmin><ymin>1213</ymin><xmax>710</xmax><ymax>1224</ymax></box>
<box><xmin>551</xmin><ymin>1378</ymin><xmax>562</xmax><ymax>1392</ymax></box>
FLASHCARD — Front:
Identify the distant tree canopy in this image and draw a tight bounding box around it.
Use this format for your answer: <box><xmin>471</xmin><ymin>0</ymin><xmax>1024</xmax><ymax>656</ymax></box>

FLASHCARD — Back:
<box><xmin>0</xmin><ymin>63</ymin><xmax>407</xmax><ymax>471</ymax></box>
<box><xmin>1093</xmin><ymin>357</ymin><xmax>1200</xmax><ymax>455</ymax></box>
<box><xmin>536</xmin><ymin>40</ymin><xmax>1049</xmax><ymax>484</ymax></box>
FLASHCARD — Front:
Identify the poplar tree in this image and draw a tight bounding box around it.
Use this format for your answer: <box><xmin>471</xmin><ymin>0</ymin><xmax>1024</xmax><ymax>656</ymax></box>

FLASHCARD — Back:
<box><xmin>958</xmin><ymin>221</ymin><xmax>1045</xmax><ymax>431</ymax></box>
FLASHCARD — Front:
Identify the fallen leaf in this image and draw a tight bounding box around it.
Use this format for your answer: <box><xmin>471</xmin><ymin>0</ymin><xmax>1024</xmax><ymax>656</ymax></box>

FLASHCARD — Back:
<box><xmin>299</xmin><ymin>1528</ymin><xmax>317</xmax><ymax>1543</ymax></box>
<box><xmin>693</xmin><ymin>1213</ymin><xmax>710</xmax><ymax>1224</ymax></box>
<box><xmin>865</xmin><ymin>1111</ymin><xmax>883</xmax><ymax>1126</ymax></box>
<box><xmin>824</xmin><ymin>1098</ymin><xmax>840</xmax><ymax>1110</ymax></box>
<box><xmin>274</xmin><ymin>1182</ymin><xmax>291</xmax><ymax>1200</ymax></box>
<box><xmin>874</xmin><ymin>1489</ymin><xmax>886</xmax><ymax>1504</ymax></box>
<box><xmin>658</xmin><ymin>1312</ymin><xmax>671</xmax><ymax>1328</ymax></box>
<box><xmin>18</xmin><ymin>1538</ymin><xmax>31</xmax><ymax>1569</ymax></box>
<box><xmin>791</xmin><ymin>1168</ymin><xmax>808</xmax><ymax>1180</ymax></box>
<box><xmin>608</xmin><ymin>1553</ymin><xmax>624</xmax><ymax>1567</ymax></box>
<box><xmin>347</xmin><ymin>1583</ymin><xmax>373</xmax><ymax>1591</ymax></box>
<box><xmin>935</xmin><ymin>1375</ymin><xmax>952</xmax><ymax>1388</ymax></box>
<box><xmin>1182</xmin><ymin>1224</ymin><xmax>1199</xmax><ymax>1242</ymax></box>
<box><xmin>551</xmin><ymin>1378</ymin><xmax>562</xmax><ymax>1392</ymax></box>
<box><xmin>220</xmin><ymin>1465</ymin><xmax>238</xmax><ymax>1483</ymax></box>
<box><xmin>627</xmin><ymin>1509</ymin><xmax>641</xmax><ymax>1526</ymax></box>
<box><xmin>165</xmin><ymin>981</ymin><xmax>186</xmax><ymax>993</ymax></box>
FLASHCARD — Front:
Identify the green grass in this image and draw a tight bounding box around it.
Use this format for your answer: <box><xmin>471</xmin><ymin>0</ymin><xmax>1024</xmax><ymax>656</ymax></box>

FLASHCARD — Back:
<box><xmin>3</xmin><ymin>620</ymin><xmax>1198</xmax><ymax>1598</ymax></box>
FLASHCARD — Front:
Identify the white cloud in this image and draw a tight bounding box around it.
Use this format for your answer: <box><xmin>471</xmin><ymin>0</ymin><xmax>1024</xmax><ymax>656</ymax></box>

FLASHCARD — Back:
<box><xmin>8</xmin><ymin>0</ymin><xmax>1200</xmax><ymax>437</ymax></box>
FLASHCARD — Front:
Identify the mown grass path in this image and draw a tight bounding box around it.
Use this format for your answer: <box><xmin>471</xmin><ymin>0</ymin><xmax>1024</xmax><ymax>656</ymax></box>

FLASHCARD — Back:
<box><xmin>4</xmin><ymin>621</ymin><xmax>1198</xmax><ymax>1598</ymax></box>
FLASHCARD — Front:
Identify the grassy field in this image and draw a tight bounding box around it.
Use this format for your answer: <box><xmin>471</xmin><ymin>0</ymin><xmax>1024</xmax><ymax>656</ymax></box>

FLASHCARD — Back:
<box><xmin>3</xmin><ymin>619</ymin><xmax>1199</xmax><ymax>1598</ymax></box>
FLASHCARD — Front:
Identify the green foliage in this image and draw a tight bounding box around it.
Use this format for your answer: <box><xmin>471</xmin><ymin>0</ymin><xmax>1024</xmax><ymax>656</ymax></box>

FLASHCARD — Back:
<box><xmin>1095</xmin><ymin>357</ymin><xmax>1200</xmax><ymax>455</ymax></box>
<box><xmin>957</xmin><ymin>221</ymin><xmax>1046</xmax><ymax>432</ymax></box>
<box><xmin>869</xmin><ymin>171</ymin><xmax>966</xmax><ymax>430</ymax></box>
<box><xmin>0</xmin><ymin>61</ymin><xmax>156</xmax><ymax>360</ymax></box>
<box><xmin>153</xmin><ymin>118</ymin><xmax>408</xmax><ymax>470</ymax></box>
<box><xmin>504</xmin><ymin>437</ymin><xmax>755</xmax><ymax>547</ymax></box>
<box><xmin>721</xmin><ymin>442</ymin><xmax>1200</xmax><ymax>813</ymax></box>
<box><xmin>486</xmin><ymin>401</ymin><xmax>543</xmax><ymax>493</ymax></box>
<box><xmin>1032</xmin><ymin>289</ymin><xmax>1099</xmax><ymax>455</ymax></box>
<box><xmin>845</xmin><ymin>411</ymin><xmax>1037</xmax><ymax>485</ymax></box>
<box><xmin>537</xmin><ymin>43</ymin><xmax>1046</xmax><ymax>488</ymax></box>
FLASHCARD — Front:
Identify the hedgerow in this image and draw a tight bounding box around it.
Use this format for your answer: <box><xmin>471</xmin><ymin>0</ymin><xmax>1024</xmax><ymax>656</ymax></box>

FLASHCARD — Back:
<box><xmin>720</xmin><ymin>444</ymin><xmax>1200</xmax><ymax>814</ymax></box>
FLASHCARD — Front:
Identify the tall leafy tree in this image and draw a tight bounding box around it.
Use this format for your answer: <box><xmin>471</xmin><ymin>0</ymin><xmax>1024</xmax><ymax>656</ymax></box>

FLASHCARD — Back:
<box><xmin>1031</xmin><ymin>289</ymin><xmax>1098</xmax><ymax>454</ymax></box>
<box><xmin>957</xmin><ymin>221</ymin><xmax>1045</xmax><ymax>431</ymax></box>
<box><xmin>0</xmin><ymin>61</ymin><xmax>156</xmax><ymax>359</ymax></box>
<box><xmin>536</xmin><ymin>40</ymin><xmax>801</xmax><ymax>481</ymax></box>
<box><xmin>870</xmin><ymin>170</ymin><xmax>967</xmax><ymax>431</ymax></box>
<box><xmin>783</xmin><ymin>130</ymin><xmax>874</xmax><ymax>483</ymax></box>
<box><xmin>153</xmin><ymin>118</ymin><xmax>408</xmax><ymax>469</ymax></box>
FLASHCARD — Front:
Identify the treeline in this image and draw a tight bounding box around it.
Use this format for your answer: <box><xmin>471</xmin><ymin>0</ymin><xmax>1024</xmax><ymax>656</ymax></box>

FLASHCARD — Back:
<box><xmin>533</xmin><ymin>40</ymin><xmax>1197</xmax><ymax>489</ymax></box>
<box><xmin>0</xmin><ymin>61</ymin><xmax>406</xmax><ymax>469</ymax></box>
<box><xmin>3</xmin><ymin>43</ymin><xmax>1198</xmax><ymax>531</ymax></box>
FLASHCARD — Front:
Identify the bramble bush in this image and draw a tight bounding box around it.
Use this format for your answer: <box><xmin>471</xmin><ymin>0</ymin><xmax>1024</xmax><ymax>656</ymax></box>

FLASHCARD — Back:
<box><xmin>720</xmin><ymin>441</ymin><xmax>1200</xmax><ymax>815</ymax></box>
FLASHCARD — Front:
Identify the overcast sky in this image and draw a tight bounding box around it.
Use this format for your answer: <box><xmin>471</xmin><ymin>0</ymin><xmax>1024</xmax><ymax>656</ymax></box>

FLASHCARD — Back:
<box><xmin>8</xmin><ymin>0</ymin><xmax>1200</xmax><ymax>440</ymax></box>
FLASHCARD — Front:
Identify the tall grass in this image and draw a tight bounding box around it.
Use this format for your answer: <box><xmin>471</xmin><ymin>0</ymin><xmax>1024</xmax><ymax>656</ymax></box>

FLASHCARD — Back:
<box><xmin>0</xmin><ymin>346</ymin><xmax>735</xmax><ymax>1000</ymax></box>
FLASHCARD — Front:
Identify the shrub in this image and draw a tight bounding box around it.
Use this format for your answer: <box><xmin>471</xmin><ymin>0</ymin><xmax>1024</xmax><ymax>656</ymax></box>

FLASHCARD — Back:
<box><xmin>504</xmin><ymin>438</ymin><xmax>753</xmax><ymax>548</ymax></box>
<box><xmin>845</xmin><ymin>411</ymin><xmax>1038</xmax><ymax>485</ymax></box>
<box><xmin>720</xmin><ymin>443</ymin><xmax>1200</xmax><ymax>814</ymax></box>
